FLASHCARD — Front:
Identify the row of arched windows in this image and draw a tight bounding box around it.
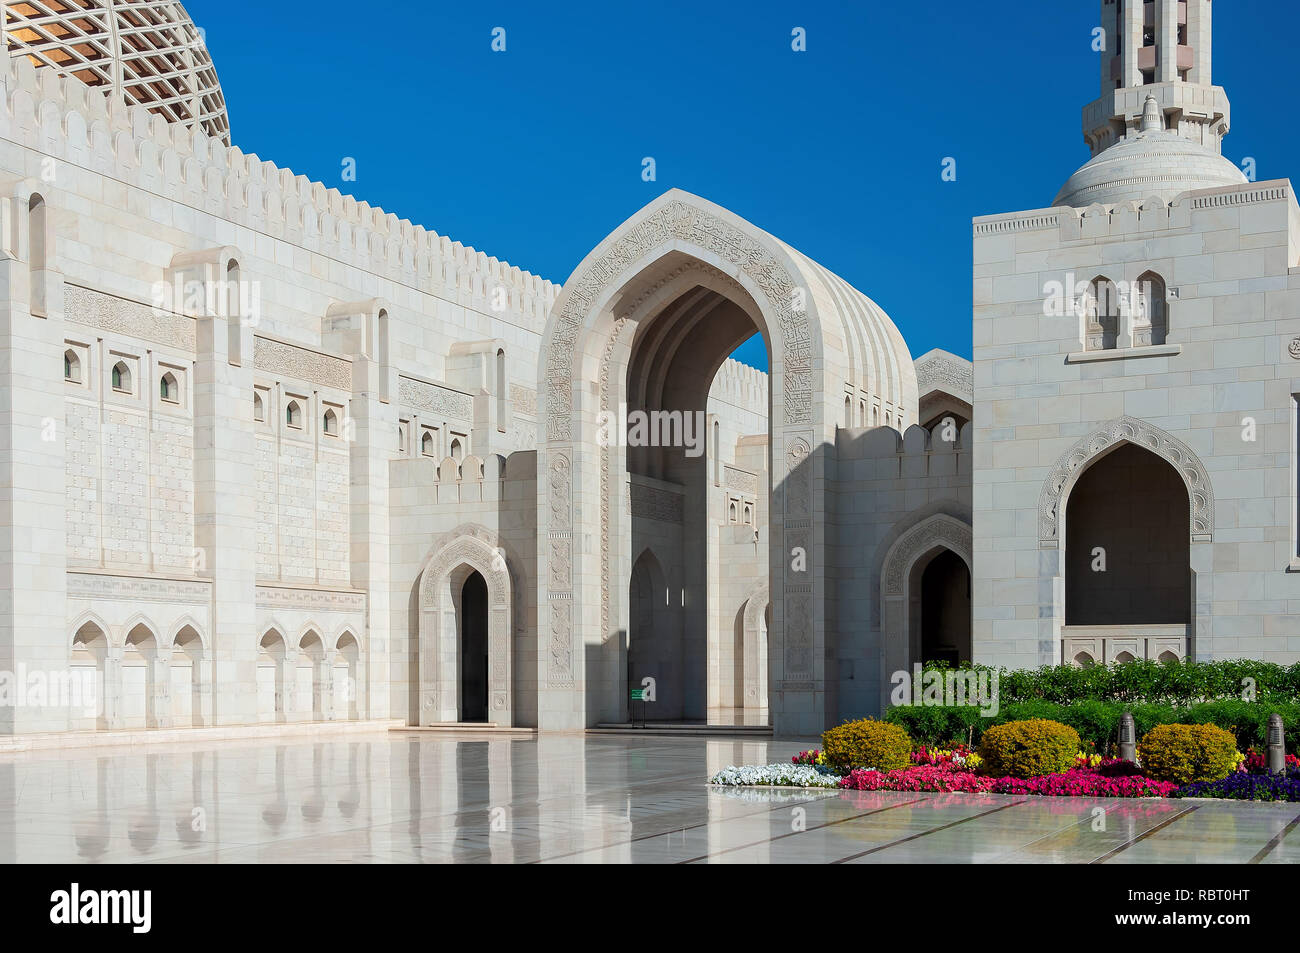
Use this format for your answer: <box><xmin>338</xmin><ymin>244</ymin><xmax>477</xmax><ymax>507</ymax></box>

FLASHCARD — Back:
<box><xmin>1082</xmin><ymin>271</ymin><xmax>1168</xmax><ymax>351</ymax></box>
<box><xmin>842</xmin><ymin>395</ymin><xmax>901</xmax><ymax>430</ymax></box>
<box><xmin>396</xmin><ymin>421</ymin><xmax>464</xmax><ymax>460</ymax></box>
<box><xmin>253</xmin><ymin>391</ymin><xmax>342</xmax><ymax>437</ymax></box>
<box><xmin>65</xmin><ymin>349</ymin><xmax>182</xmax><ymax>404</ymax></box>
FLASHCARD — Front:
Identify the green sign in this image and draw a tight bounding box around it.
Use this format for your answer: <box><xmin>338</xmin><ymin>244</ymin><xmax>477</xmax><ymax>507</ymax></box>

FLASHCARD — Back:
<box><xmin>630</xmin><ymin>689</ymin><xmax>646</xmax><ymax>701</ymax></box>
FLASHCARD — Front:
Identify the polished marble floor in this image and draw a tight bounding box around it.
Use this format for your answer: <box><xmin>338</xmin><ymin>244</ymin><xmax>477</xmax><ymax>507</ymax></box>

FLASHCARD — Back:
<box><xmin>0</xmin><ymin>731</ymin><xmax>1295</xmax><ymax>863</ymax></box>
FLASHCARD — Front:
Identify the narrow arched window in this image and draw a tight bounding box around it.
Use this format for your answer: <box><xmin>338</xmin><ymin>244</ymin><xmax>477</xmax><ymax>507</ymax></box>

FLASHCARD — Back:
<box><xmin>159</xmin><ymin>371</ymin><xmax>178</xmax><ymax>403</ymax></box>
<box><xmin>397</xmin><ymin>423</ymin><xmax>407</xmax><ymax>453</ymax></box>
<box><xmin>496</xmin><ymin>347</ymin><xmax>507</xmax><ymax>433</ymax></box>
<box><xmin>253</xmin><ymin>392</ymin><xmax>265</xmax><ymax>422</ymax></box>
<box><xmin>420</xmin><ymin>431</ymin><xmax>434</xmax><ymax>457</ymax></box>
<box><xmin>111</xmin><ymin>361</ymin><xmax>131</xmax><ymax>393</ymax></box>
<box><xmin>1086</xmin><ymin>277</ymin><xmax>1119</xmax><ymax>350</ymax></box>
<box><xmin>64</xmin><ymin>349</ymin><xmax>80</xmax><ymax>383</ymax></box>
<box><xmin>322</xmin><ymin>408</ymin><xmax>338</xmax><ymax>435</ymax></box>
<box><xmin>285</xmin><ymin>400</ymin><xmax>302</xmax><ymax>429</ymax></box>
<box><xmin>450</xmin><ymin>437</ymin><xmax>463</xmax><ymax>461</ymax></box>
<box><xmin>1136</xmin><ymin>271</ymin><xmax>1167</xmax><ymax>346</ymax></box>
<box><xmin>29</xmin><ymin>194</ymin><xmax>47</xmax><ymax>317</ymax></box>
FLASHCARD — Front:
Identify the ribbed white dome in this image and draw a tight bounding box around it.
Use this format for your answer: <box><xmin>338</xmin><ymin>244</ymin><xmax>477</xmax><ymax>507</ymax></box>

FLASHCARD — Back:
<box><xmin>1054</xmin><ymin>97</ymin><xmax>1245</xmax><ymax>208</ymax></box>
<box><xmin>2</xmin><ymin>0</ymin><xmax>229</xmax><ymax>143</ymax></box>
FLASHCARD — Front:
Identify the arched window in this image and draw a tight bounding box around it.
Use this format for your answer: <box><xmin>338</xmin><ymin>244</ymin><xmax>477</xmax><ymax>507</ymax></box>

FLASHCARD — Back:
<box><xmin>420</xmin><ymin>431</ymin><xmax>434</xmax><ymax>456</ymax></box>
<box><xmin>1073</xmin><ymin>652</ymin><xmax>1095</xmax><ymax>669</ymax></box>
<box><xmin>63</xmin><ymin>349</ymin><xmax>80</xmax><ymax>383</ymax></box>
<box><xmin>111</xmin><ymin>361</ymin><xmax>131</xmax><ymax>393</ymax></box>
<box><xmin>397</xmin><ymin>423</ymin><xmax>407</xmax><ymax>453</ymax></box>
<box><xmin>1136</xmin><ymin>271</ymin><xmax>1167</xmax><ymax>346</ymax></box>
<box><xmin>496</xmin><ymin>347</ymin><xmax>507</xmax><ymax>433</ymax></box>
<box><xmin>253</xmin><ymin>392</ymin><xmax>265</xmax><ymax>422</ymax></box>
<box><xmin>1114</xmin><ymin>651</ymin><xmax>1136</xmax><ymax>665</ymax></box>
<box><xmin>1085</xmin><ymin>277</ymin><xmax>1119</xmax><ymax>350</ymax></box>
<box><xmin>729</xmin><ymin>501</ymin><xmax>738</xmax><ymax>522</ymax></box>
<box><xmin>743</xmin><ymin>503</ymin><xmax>752</xmax><ymax>524</ymax></box>
<box><xmin>858</xmin><ymin>400</ymin><xmax>866</xmax><ymax>427</ymax></box>
<box><xmin>285</xmin><ymin>400</ymin><xmax>302</xmax><ymax>429</ymax></box>
<box><xmin>844</xmin><ymin>396</ymin><xmax>852</xmax><ymax>428</ymax></box>
<box><xmin>450</xmin><ymin>437</ymin><xmax>463</xmax><ymax>461</ymax></box>
<box><xmin>322</xmin><ymin>408</ymin><xmax>338</xmax><ymax>435</ymax></box>
<box><xmin>872</xmin><ymin>406</ymin><xmax>879</xmax><ymax>426</ymax></box>
<box><xmin>159</xmin><ymin>371</ymin><xmax>178</xmax><ymax>403</ymax></box>
<box><xmin>226</xmin><ymin>259</ymin><xmax>243</xmax><ymax>364</ymax></box>
<box><xmin>29</xmin><ymin>194</ymin><xmax>47</xmax><ymax>317</ymax></box>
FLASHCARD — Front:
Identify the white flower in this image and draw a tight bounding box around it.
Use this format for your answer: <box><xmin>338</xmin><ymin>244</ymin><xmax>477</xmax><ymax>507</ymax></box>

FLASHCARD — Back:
<box><xmin>708</xmin><ymin>764</ymin><xmax>843</xmax><ymax>788</ymax></box>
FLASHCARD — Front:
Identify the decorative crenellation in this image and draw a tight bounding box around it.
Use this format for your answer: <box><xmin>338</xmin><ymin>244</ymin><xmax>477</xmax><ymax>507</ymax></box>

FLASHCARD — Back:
<box><xmin>398</xmin><ymin>375</ymin><xmax>473</xmax><ymax>420</ymax></box>
<box><xmin>708</xmin><ymin>358</ymin><xmax>769</xmax><ymax>416</ymax></box>
<box><xmin>255</xmin><ymin>335</ymin><xmax>352</xmax><ymax>391</ymax></box>
<box><xmin>974</xmin><ymin>181</ymin><xmax>1292</xmax><ymax>241</ymax></box>
<box><xmin>0</xmin><ymin>53</ymin><xmax>560</xmax><ymax>326</ymax></box>
<box><xmin>65</xmin><ymin>284</ymin><xmax>197</xmax><ymax>352</ymax></box>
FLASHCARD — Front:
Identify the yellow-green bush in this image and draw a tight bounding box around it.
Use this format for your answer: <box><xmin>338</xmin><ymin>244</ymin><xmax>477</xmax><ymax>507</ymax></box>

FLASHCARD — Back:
<box><xmin>1136</xmin><ymin>723</ymin><xmax>1238</xmax><ymax>784</ymax></box>
<box><xmin>821</xmin><ymin>719</ymin><xmax>912</xmax><ymax>772</ymax></box>
<box><xmin>976</xmin><ymin>719</ymin><xmax>1079</xmax><ymax>779</ymax></box>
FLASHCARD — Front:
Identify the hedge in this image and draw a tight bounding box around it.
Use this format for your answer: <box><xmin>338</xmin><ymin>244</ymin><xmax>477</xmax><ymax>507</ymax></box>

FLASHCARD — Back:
<box><xmin>884</xmin><ymin>699</ymin><xmax>1300</xmax><ymax>755</ymax></box>
<box><xmin>920</xmin><ymin>658</ymin><xmax>1300</xmax><ymax>706</ymax></box>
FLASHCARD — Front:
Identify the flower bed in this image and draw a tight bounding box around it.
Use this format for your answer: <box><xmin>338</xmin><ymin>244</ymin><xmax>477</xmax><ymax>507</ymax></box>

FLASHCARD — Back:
<box><xmin>709</xmin><ymin>763</ymin><xmax>844</xmax><ymax>788</ymax></box>
<box><xmin>1172</xmin><ymin>770</ymin><xmax>1300</xmax><ymax>802</ymax></box>
<box><xmin>839</xmin><ymin>764</ymin><xmax>1175</xmax><ymax>798</ymax></box>
<box><xmin>710</xmin><ymin>727</ymin><xmax>1295</xmax><ymax>801</ymax></box>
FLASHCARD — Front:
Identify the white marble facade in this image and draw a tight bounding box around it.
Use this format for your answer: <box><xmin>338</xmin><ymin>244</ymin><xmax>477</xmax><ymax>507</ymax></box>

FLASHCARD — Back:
<box><xmin>0</xmin><ymin>0</ymin><xmax>1293</xmax><ymax>741</ymax></box>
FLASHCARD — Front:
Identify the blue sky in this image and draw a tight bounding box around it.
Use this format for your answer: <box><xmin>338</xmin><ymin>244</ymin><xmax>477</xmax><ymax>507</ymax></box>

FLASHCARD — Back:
<box><xmin>185</xmin><ymin>0</ymin><xmax>1295</xmax><ymax>370</ymax></box>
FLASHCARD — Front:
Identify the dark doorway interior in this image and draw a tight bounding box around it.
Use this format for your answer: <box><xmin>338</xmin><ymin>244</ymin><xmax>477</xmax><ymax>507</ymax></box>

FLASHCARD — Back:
<box><xmin>1065</xmin><ymin>443</ymin><xmax>1190</xmax><ymax>625</ymax></box>
<box><xmin>460</xmin><ymin>571</ymin><xmax>489</xmax><ymax>722</ymax></box>
<box><xmin>920</xmin><ymin>550</ymin><xmax>972</xmax><ymax>665</ymax></box>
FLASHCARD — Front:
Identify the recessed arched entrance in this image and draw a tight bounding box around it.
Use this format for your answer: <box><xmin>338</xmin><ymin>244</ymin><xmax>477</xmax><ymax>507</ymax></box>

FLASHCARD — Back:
<box><xmin>416</xmin><ymin>525</ymin><xmax>515</xmax><ymax>727</ymax></box>
<box><xmin>1065</xmin><ymin>442</ymin><xmax>1190</xmax><ymax>625</ymax></box>
<box><xmin>460</xmin><ymin>571</ymin><xmax>489</xmax><ymax>722</ymax></box>
<box><xmin>628</xmin><ymin>548</ymin><xmax>681</xmax><ymax>718</ymax></box>
<box><xmin>919</xmin><ymin>550</ymin><xmax>971</xmax><ymax>666</ymax></box>
<box><xmin>537</xmin><ymin>189</ymin><xmax>916</xmax><ymax>734</ymax></box>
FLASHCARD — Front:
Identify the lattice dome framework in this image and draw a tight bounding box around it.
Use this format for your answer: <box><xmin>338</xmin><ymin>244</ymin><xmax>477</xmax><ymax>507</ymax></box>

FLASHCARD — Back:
<box><xmin>2</xmin><ymin>0</ymin><xmax>228</xmax><ymax>143</ymax></box>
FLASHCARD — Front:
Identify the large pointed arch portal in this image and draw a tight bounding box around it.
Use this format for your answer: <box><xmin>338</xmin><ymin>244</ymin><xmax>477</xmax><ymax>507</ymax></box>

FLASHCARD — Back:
<box><xmin>536</xmin><ymin>190</ymin><xmax>915</xmax><ymax>734</ymax></box>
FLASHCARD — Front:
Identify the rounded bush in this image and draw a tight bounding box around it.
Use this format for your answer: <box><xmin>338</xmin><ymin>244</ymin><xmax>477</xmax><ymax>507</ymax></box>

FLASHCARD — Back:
<box><xmin>976</xmin><ymin>719</ymin><xmax>1080</xmax><ymax>779</ymax></box>
<box><xmin>821</xmin><ymin>719</ymin><xmax>912</xmax><ymax>772</ymax></box>
<box><xmin>1137</xmin><ymin>723</ymin><xmax>1239</xmax><ymax>785</ymax></box>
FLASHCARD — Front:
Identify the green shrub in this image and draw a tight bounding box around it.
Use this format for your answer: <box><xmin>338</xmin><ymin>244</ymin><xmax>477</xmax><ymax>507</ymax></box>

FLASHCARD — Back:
<box><xmin>976</xmin><ymin>719</ymin><xmax>1080</xmax><ymax>778</ymax></box>
<box><xmin>821</xmin><ymin>718</ymin><xmax>912</xmax><ymax>772</ymax></box>
<box><xmin>1137</xmin><ymin>723</ymin><xmax>1239</xmax><ymax>784</ymax></box>
<box><xmin>945</xmin><ymin>659</ymin><xmax>1300</xmax><ymax>706</ymax></box>
<box><xmin>885</xmin><ymin>698</ymin><xmax>1300</xmax><ymax>755</ymax></box>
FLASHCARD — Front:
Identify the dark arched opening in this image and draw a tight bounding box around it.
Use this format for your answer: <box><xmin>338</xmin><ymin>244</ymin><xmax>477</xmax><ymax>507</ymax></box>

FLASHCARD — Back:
<box><xmin>1065</xmin><ymin>443</ymin><xmax>1190</xmax><ymax>624</ymax></box>
<box><xmin>920</xmin><ymin>550</ymin><xmax>971</xmax><ymax>665</ymax></box>
<box><xmin>460</xmin><ymin>571</ymin><xmax>489</xmax><ymax>722</ymax></box>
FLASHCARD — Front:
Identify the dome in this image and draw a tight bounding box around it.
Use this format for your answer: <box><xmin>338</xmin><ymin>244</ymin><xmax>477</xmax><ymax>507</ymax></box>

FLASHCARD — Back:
<box><xmin>1054</xmin><ymin>96</ymin><xmax>1245</xmax><ymax>208</ymax></box>
<box><xmin>3</xmin><ymin>0</ymin><xmax>229</xmax><ymax>144</ymax></box>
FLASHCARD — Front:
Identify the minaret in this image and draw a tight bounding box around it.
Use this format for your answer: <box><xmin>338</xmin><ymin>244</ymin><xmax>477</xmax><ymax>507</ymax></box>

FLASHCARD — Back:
<box><xmin>1083</xmin><ymin>0</ymin><xmax>1230</xmax><ymax>157</ymax></box>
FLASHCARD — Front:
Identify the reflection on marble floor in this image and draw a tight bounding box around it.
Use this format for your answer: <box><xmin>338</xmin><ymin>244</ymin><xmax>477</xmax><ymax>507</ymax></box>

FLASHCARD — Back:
<box><xmin>0</xmin><ymin>732</ymin><xmax>1295</xmax><ymax>863</ymax></box>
